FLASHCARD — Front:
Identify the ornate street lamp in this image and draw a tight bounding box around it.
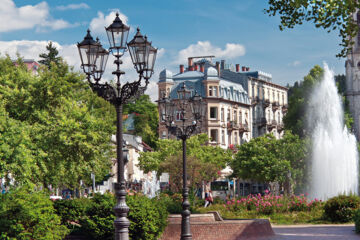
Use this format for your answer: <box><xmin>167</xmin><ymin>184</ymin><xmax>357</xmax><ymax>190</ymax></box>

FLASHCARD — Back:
<box><xmin>158</xmin><ymin>82</ymin><xmax>204</xmax><ymax>240</ymax></box>
<box><xmin>77</xmin><ymin>13</ymin><xmax>157</xmax><ymax>240</ymax></box>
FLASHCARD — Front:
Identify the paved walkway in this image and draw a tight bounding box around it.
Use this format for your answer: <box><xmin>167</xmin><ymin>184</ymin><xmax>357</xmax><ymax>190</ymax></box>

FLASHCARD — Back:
<box><xmin>268</xmin><ymin>224</ymin><xmax>360</xmax><ymax>240</ymax></box>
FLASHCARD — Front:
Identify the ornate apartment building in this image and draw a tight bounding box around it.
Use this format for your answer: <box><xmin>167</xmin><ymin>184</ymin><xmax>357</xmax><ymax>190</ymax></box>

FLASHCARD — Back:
<box><xmin>158</xmin><ymin>57</ymin><xmax>288</xmax><ymax>148</ymax></box>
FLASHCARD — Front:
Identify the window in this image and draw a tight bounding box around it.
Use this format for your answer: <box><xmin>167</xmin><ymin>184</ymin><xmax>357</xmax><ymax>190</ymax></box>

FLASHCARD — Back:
<box><xmin>221</xmin><ymin>108</ymin><xmax>224</xmax><ymax>122</ymax></box>
<box><xmin>210</xmin><ymin>107</ymin><xmax>217</xmax><ymax>119</ymax></box>
<box><xmin>209</xmin><ymin>86</ymin><xmax>218</xmax><ymax>97</ymax></box>
<box><xmin>277</xmin><ymin>92</ymin><xmax>280</xmax><ymax>102</ymax></box>
<box><xmin>272</xmin><ymin>91</ymin><xmax>275</xmax><ymax>102</ymax></box>
<box><xmin>234</xmin><ymin>132</ymin><xmax>238</xmax><ymax>145</ymax></box>
<box><xmin>221</xmin><ymin>130</ymin><xmax>225</xmax><ymax>144</ymax></box>
<box><xmin>278</xmin><ymin>112</ymin><xmax>281</xmax><ymax>123</ymax></box>
<box><xmin>160</xmin><ymin>90</ymin><xmax>166</xmax><ymax>98</ymax></box>
<box><xmin>227</xmin><ymin>109</ymin><xmax>230</xmax><ymax>122</ymax></box>
<box><xmin>233</xmin><ymin>110</ymin><xmax>237</xmax><ymax>123</ymax></box>
<box><xmin>176</xmin><ymin>111</ymin><xmax>183</xmax><ymax>121</ymax></box>
<box><xmin>210</xmin><ymin>129</ymin><xmax>218</xmax><ymax>142</ymax></box>
<box><xmin>282</xmin><ymin>94</ymin><xmax>285</xmax><ymax>105</ymax></box>
<box><xmin>257</xmin><ymin>86</ymin><xmax>260</xmax><ymax>98</ymax></box>
<box><xmin>162</xmin><ymin>131</ymin><xmax>167</xmax><ymax>139</ymax></box>
<box><xmin>239</xmin><ymin>111</ymin><xmax>242</xmax><ymax>124</ymax></box>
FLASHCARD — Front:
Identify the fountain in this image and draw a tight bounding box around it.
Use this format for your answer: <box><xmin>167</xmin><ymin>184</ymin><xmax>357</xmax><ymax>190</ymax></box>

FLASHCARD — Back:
<box><xmin>308</xmin><ymin>63</ymin><xmax>359</xmax><ymax>200</ymax></box>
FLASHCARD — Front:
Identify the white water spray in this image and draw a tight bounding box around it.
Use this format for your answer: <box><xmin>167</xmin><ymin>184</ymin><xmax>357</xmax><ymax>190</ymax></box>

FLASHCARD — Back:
<box><xmin>308</xmin><ymin>63</ymin><xmax>358</xmax><ymax>200</ymax></box>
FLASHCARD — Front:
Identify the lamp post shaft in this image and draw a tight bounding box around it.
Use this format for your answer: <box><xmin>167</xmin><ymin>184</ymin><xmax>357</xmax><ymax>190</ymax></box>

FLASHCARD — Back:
<box><xmin>114</xmin><ymin>104</ymin><xmax>130</xmax><ymax>240</ymax></box>
<box><xmin>181</xmin><ymin>138</ymin><xmax>192</xmax><ymax>240</ymax></box>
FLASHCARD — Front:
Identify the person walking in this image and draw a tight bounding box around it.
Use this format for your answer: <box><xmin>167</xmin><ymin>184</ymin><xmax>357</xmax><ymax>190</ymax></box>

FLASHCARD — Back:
<box><xmin>204</xmin><ymin>190</ymin><xmax>213</xmax><ymax>207</ymax></box>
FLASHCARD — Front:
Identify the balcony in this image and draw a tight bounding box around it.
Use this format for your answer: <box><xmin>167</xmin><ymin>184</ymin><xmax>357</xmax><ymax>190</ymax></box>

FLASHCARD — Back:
<box><xmin>263</xmin><ymin>99</ymin><xmax>270</xmax><ymax>108</ymax></box>
<box><xmin>277</xmin><ymin>123</ymin><xmax>284</xmax><ymax>132</ymax></box>
<box><xmin>251</xmin><ymin>96</ymin><xmax>260</xmax><ymax>105</ymax></box>
<box><xmin>282</xmin><ymin>104</ymin><xmax>288</xmax><ymax>113</ymax></box>
<box><xmin>272</xmin><ymin>102</ymin><xmax>280</xmax><ymax>111</ymax></box>
<box><xmin>267</xmin><ymin>120</ymin><xmax>277</xmax><ymax>131</ymax></box>
<box><xmin>239</xmin><ymin>123</ymin><xmax>250</xmax><ymax>133</ymax></box>
<box><xmin>227</xmin><ymin>121</ymin><xmax>239</xmax><ymax>130</ymax></box>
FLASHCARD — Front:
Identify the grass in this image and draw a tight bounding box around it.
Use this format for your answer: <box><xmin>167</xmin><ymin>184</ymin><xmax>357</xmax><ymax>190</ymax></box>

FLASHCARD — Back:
<box><xmin>195</xmin><ymin>204</ymin><xmax>337</xmax><ymax>225</ymax></box>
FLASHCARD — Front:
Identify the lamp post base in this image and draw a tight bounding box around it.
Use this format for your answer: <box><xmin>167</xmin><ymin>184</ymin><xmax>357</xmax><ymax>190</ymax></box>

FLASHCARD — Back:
<box><xmin>114</xmin><ymin>182</ymin><xmax>130</xmax><ymax>240</ymax></box>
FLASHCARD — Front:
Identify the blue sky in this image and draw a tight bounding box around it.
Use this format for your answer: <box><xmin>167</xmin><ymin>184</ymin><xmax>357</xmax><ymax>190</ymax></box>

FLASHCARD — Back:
<box><xmin>0</xmin><ymin>0</ymin><xmax>345</xmax><ymax>100</ymax></box>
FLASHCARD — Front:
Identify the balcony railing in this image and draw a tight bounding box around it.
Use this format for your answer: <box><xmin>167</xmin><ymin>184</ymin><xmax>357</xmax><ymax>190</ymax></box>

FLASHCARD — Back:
<box><xmin>227</xmin><ymin>121</ymin><xmax>239</xmax><ymax>130</ymax></box>
<box><xmin>272</xmin><ymin>102</ymin><xmax>280</xmax><ymax>111</ymax></box>
<box><xmin>239</xmin><ymin>123</ymin><xmax>250</xmax><ymax>133</ymax></box>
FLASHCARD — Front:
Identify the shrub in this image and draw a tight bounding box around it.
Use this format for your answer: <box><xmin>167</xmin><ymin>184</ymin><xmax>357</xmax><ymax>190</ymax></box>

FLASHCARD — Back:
<box><xmin>158</xmin><ymin>193</ymin><xmax>182</xmax><ymax>214</ymax></box>
<box><xmin>79</xmin><ymin>193</ymin><xmax>168</xmax><ymax>240</ymax></box>
<box><xmin>354</xmin><ymin>209</ymin><xmax>360</xmax><ymax>233</ymax></box>
<box><xmin>324</xmin><ymin>195</ymin><xmax>360</xmax><ymax>222</ymax></box>
<box><xmin>0</xmin><ymin>187</ymin><xmax>69</xmax><ymax>240</ymax></box>
<box><xmin>53</xmin><ymin>198</ymin><xmax>92</xmax><ymax>231</ymax></box>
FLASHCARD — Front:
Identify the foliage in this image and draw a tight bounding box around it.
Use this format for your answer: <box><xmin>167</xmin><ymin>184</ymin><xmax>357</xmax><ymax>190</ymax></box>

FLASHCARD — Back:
<box><xmin>284</xmin><ymin>65</ymin><xmax>324</xmax><ymax>137</ymax></box>
<box><xmin>39</xmin><ymin>41</ymin><xmax>62</xmax><ymax>69</ymax></box>
<box><xmin>0</xmin><ymin>187</ymin><xmax>69</xmax><ymax>240</ymax></box>
<box><xmin>223</xmin><ymin>193</ymin><xmax>321</xmax><ymax>216</ymax></box>
<box><xmin>139</xmin><ymin>134</ymin><xmax>232</xmax><ymax>192</ymax></box>
<box><xmin>77</xmin><ymin>193</ymin><xmax>168</xmax><ymax>240</ymax></box>
<box><xmin>0</xmin><ymin>55</ymin><xmax>115</xmax><ymax>189</ymax></box>
<box><xmin>323</xmin><ymin>195</ymin><xmax>360</xmax><ymax>222</ymax></box>
<box><xmin>231</xmin><ymin>131</ymin><xmax>308</xmax><ymax>192</ymax></box>
<box><xmin>53</xmin><ymin>198</ymin><xmax>92</xmax><ymax>230</ymax></box>
<box><xmin>354</xmin><ymin>209</ymin><xmax>360</xmax><ymax>233</ymax></box>
<box><xmin>196</xmin><ymin>193</ymin><xmax>325</xmax><ymax>224</ymax></box>
<box><xmin>123</xmin><ymin>95</ymin><xmax>158</xmax><ymax>149</ymax></box>
<box><xmin>265</xmin><ymin>0</ymin><xmax>360</xmax><ymax>57</ymax></box>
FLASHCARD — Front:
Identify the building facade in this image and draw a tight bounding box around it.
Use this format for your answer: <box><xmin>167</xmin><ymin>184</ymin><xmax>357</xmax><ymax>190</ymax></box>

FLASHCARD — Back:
<box><xmin>158</xmin><ymin>57</ymin><xmax>288</xmax><ymax>148</ymax></box>
<box><xmin>346</xmin><ymin>11</ymin><xmax>360</xmax><ymax>139</ymax></box>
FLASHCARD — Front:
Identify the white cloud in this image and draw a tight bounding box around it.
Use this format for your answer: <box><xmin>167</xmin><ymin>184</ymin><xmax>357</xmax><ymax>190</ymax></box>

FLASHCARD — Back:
<box><xmin>90</xmin><ymin>11</ymin><xmax>128</xmax><ymax>37</ymax></box>
<box><xmin>288</xmin><ymin>60</ymin><xmax>301</xmax><ymax>67</ymax></box>
<box><xmin>0</xmin><ymin>0</ymin><xmax>76</xmax><ymax>32</ymax></box>
<box><xmin>56</xmin><ymin>3</ymin><xmax>90</xmax><ymax>11</ymax></box>
<box><xmin>175</xmin><ymin>41</ymin><xmax>246</xmax><ymax>64</ymax></box>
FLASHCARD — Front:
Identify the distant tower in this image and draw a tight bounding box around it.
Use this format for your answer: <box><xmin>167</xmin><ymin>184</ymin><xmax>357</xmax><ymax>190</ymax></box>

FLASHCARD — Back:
<box><xmin>346</xmin><ymin>10</ymin><xmax>360</xmax><ymax>139</ymax></box>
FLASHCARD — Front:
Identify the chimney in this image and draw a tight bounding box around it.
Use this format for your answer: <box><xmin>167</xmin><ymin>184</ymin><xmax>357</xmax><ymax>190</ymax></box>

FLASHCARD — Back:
<box><xmin>236</xmin><ymin>64</ymin><xmax>240</xmax><ymax>72</ymax></box>
<box><xmin>200</xmin><ymin>64</ymin><xmax>205</xmax><ymax>73</ymax></box>
<box><xmin>188</xmin><ymin>58</ymin><xmax>193</xmax><ymax>68</ymax></box>
<box><xmin>216</xmin><ymin>61</ymin><xmax>220</xmax><ymax>76</ymax></box>
<box><xmin>221</xmin><ymin>60</ymin><xmax>225</xmax><ymax>69</ymax></box>
<box><xmin>189</xmin><ymin>66</ymin><xmax>194</xmax><ymax>71</ymax></box>
<box><xmin>194</xmin><ymin>63</ymin><xmax>198</xmax><ymax>71</ymax></box>
<box><xmin>246</xmin><ymin>67</ymin><xmax>250</xmax><ymax>72</ymax></box>
<box><xmin>180</xmin><ymin>64</ymin><xmax>184</xmax><ymax>73</ymax></box>
<box><xmin>242</xmin><ymin>66</ymin><xmax>246</xmax><ymax>71</ymax></box>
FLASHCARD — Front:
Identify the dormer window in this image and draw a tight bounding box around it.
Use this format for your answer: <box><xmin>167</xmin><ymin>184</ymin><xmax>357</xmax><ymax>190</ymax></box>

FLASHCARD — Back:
<box><xmin>208</xmin><ymin>86</ymin><xmax>218</xmax><ymax>97</ymax></box>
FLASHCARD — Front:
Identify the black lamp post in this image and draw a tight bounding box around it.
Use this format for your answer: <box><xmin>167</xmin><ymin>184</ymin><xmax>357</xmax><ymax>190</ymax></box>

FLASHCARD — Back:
<box><xmin>158</xmin><ymin>83</ymin><xmax>203</xmax><ymax>240</ymax></box>
<box><xmin>77</xmin><ymin>13</ymin><xmax>157</xmax><ymax>240</ymax></box>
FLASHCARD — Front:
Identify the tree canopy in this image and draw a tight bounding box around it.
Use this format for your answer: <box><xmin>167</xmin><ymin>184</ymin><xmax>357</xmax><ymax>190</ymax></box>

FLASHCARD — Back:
<box><xmin>230</xmin><ymin>131</ymin><xmax>308</xmax><ymax>193</ymax></box>
<box><xmin>39</xmin><ymin>41</ymin><xmax>62</xmax><ymax>69</ymax></box>
<box><xmin>123</xmin><ymin>95</ymin><xmax>158</xmax><ymax>149</ymax></box>
<box><xmin>138</xmin><ymin>134</ymin><xmax>232</xmax><ymax>191</ymax></box>
<box><xmin>266</xmin><ymin>0</ymin><xmax>360</xmax><ymax>57</ymax></box>
<box><xmin>284</xmin><ymin>65</ymin><xmax>324</xmax><ymax>137</ymax></box>
<box><xmin>0</xmin><ymin>56</ymin><xmax>115</xmax><ymax>189</ymax></box>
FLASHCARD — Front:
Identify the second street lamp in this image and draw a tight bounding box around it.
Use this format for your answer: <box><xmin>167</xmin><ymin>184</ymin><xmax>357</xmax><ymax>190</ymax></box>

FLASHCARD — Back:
<box><xmin>77</xmin><ymin>13</ymin><xmax>157</xmax><ymax>240</ymax></box>
<box><xmin>158</xmin><ymin>82</ymin><xmax>204</xmax><ymax>240</ymax></box>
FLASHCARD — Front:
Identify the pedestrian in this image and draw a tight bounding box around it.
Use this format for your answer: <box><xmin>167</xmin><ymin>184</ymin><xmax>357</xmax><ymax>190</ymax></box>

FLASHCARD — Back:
<box><xmin>204</xmin><ymin>190</ymin><xmax>213</xmax><ymax>207</ymax></box>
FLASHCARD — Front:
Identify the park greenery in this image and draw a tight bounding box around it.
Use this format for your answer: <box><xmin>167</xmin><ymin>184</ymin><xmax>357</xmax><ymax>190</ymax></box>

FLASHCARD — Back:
<box><xmin>0</xmin><ymin>55</ymin><xmax>115</xmax><ymax>189</ymax></box>
<box><xmin>230</xmin><ymin>131</ymin><xmax>308</xmax><ymax>195</ymax></box>
<box><xmin>266</xmin><ymin>0</ymin><xmax>360</xmax><ymax>57</ymax></box>
<box><xmin>138</xmin><ymin>134</ymin><xmax>233</xmax><ymax>192</ymax></box>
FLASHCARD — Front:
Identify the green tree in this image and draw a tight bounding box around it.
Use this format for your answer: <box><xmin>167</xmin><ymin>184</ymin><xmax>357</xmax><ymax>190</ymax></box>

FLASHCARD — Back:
<box><xmin>39</xmin><ymin>41</ymin><xmax>62</xmax><ymax>69</ymax></box>
<box><xmin>0</xmin><ymin>56</ymin><xmax>115</xmax><ymax>189</ymax></box>
<box><xmin>335</xmin><ymin>74</ymin><xmax>354</xmax><ymax>129</ymax></box>
<box><xmin>265</xmin><ymin>0</ymin><xmax>360</xmax><ymax>57</ymax></box>
<box><xmin>284</xmin><ymin>65</ymin><xmax>324</xmax><ymax>137</ymax></box>
<box><xmin>138</xmin><ymin>134</ymin><xmax>232</xmax><ymax>192</ymax></box>
<box><xmin>123</xmin><ymin>95</ymin><xmax>158</xmax><ymax>149</ymax></box>
<box><xmin>230</xmin><ymin>131</ymin><xmax>308</xmax><ymax>194</ymax></box>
